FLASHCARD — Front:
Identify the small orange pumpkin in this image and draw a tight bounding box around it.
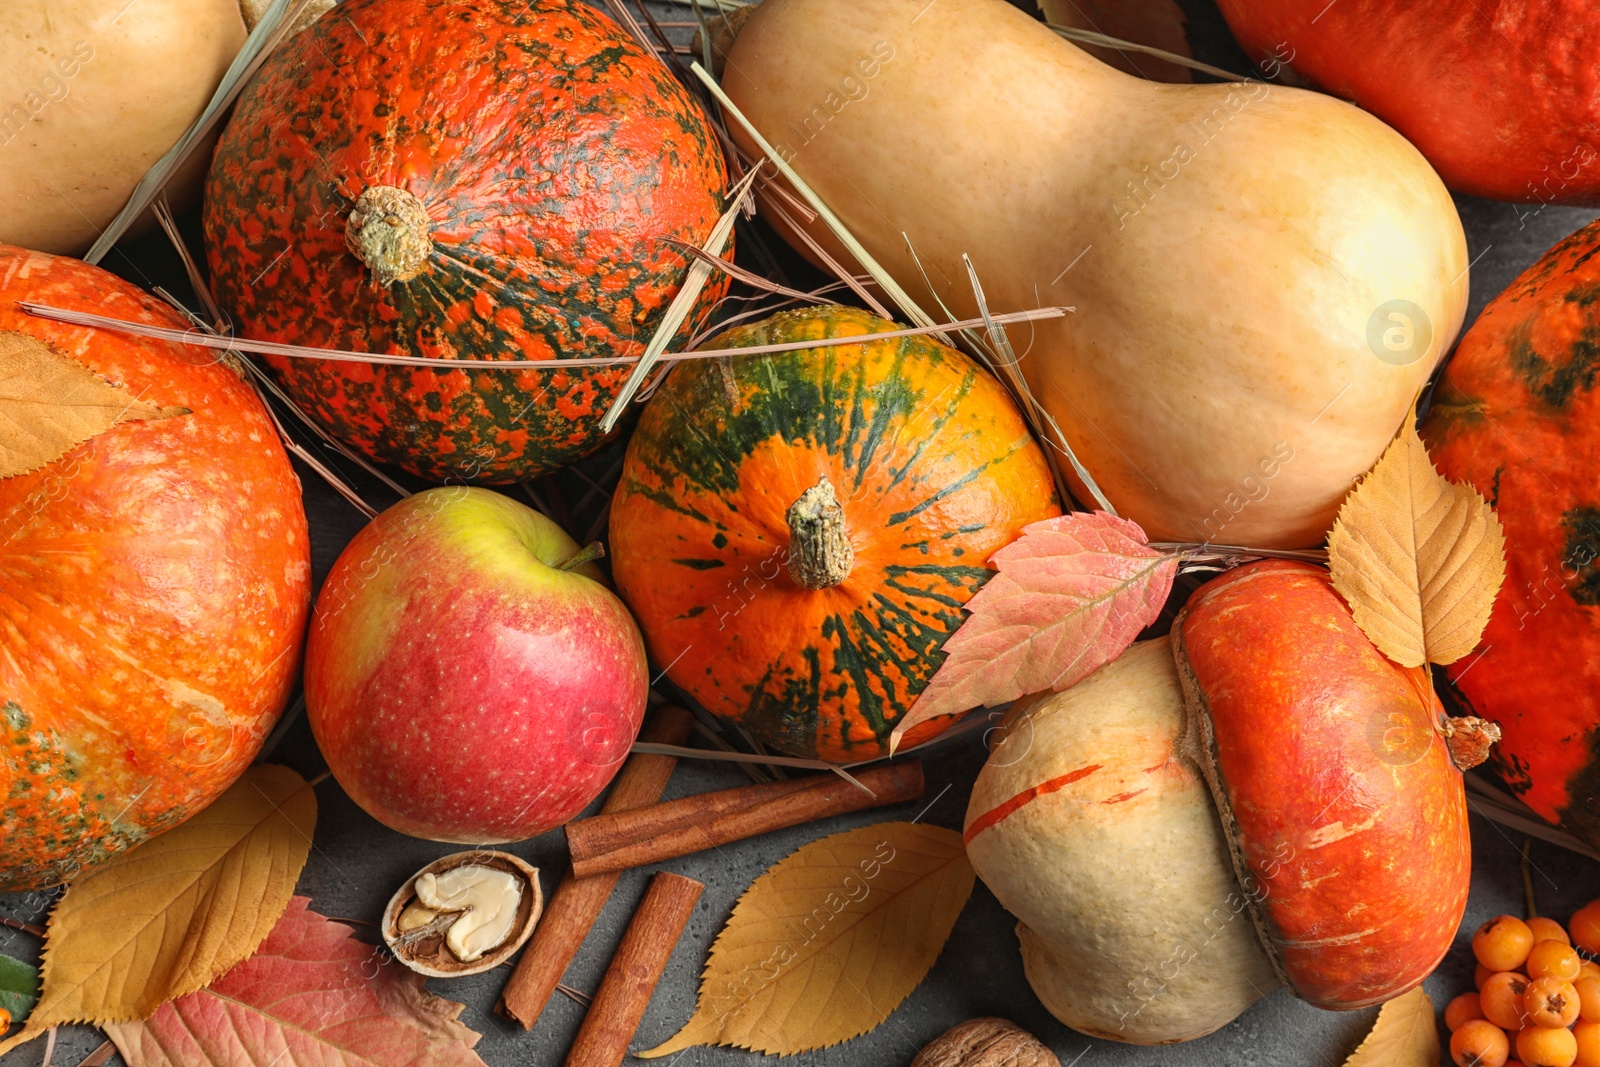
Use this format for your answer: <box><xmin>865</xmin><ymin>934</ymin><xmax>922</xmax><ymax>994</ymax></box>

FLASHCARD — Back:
<box><xmin>609</xmin><ymin>306</ymin><xmax>1060</xmax><ymax>761</ymax></box>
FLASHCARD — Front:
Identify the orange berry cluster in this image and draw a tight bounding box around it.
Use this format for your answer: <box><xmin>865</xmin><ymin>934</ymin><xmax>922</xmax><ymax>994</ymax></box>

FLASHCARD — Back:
<box><xmin>1447</xmin><ymin>901</ymin><xmax>1600</xmax><ymax>1067</ymax></box>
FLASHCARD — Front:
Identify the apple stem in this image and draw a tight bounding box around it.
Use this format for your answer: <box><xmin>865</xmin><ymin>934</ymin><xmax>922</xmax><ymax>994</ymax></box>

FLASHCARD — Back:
<box><xmin>787</xmin><ymin>475</ymin><xmax>854</xmax><ymax>589</ymax></box>
<box><xmin>557</xmin><ymin>541</ymin><xmax>607</xmax><ymax>571</ymax></box>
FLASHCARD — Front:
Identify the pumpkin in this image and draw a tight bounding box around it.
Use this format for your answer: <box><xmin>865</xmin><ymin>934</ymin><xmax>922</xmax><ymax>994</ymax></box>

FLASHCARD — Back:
<box><xmin>1214</xmin><ymin>0</ymin><xmax>1600</xmax><ymax>205</ymax></box>
<box><xmin>966</xmin><ymin>563</ymin><xmax>1472</xmax><ymax>1043</ymax></box>
<box><xmin>1422</xmin><ymin>216</ymin><xmax>1600</xmax><ymax>848</ymax></box>
<box><xmin>722</xmin><ymin>0</ymin><xmax>1467</xmax><ymax>548</ymax></box>
<box><xmin>0</xmin><ymin>0</ymin><xmax>246</xmax><ymax>254</ymax></box>
<box><xmin>0</xmin><ymin>246</ymin><xmax>311</xmax><ymax>892</ymax></box>
<box><xmin>1171</xmin><ymin>562</ymin><xmax>1469</xmax><ymax>1009</ymax></box>
<box><xmin>202</xmin><ymin>0</ymin><xmax>731</xmax><ymax>485</ymax></box>
<box><xmin>608</xmin><ymin>306</ymin><xmax>1060</xmax><ymax>761</ymax></box>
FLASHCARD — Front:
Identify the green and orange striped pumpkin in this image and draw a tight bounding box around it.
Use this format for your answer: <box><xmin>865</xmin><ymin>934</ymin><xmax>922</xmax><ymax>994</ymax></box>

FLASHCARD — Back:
<box><xmin>203</xmin><ymin>0</ymin><xmax>729</xmax><ymax>483</ymax></box>
<box><xmin>609</xmin><ymin>306</ymin><xmax>1061</xmax><ymax>761</ymax></box>
<box><xmin>1423</xmin><ymin>216</ymin><xmax>1600</xmax><ymax>847</ymax></box>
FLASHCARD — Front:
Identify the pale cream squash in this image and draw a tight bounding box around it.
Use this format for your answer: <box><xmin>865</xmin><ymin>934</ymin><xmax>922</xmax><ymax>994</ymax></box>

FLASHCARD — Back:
<box><xmin>964</xmin><ymin>639</ymin><xmax>1278</xmax><ymax>1045</ymax></box>
<box><xmin>724</xmin><ymin>0</ymin><xmax>1468</xmax><ymax>547</ymax></box>
<box><xmin>0</xmin><ymin>1</ymin><xmax>330</xmax><ymax>255</ymax></box>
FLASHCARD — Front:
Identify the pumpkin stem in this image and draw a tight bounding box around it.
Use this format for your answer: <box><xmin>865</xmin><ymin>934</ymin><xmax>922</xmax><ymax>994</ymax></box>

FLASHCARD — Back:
<box><xmin>786</xmin><ymin>476</ymin><xmax>854</xmax><ymax>590</ymax></box>
<box><xmin>345</xmin><ymin>185</ymin><xmax>433</xmax><ymax>285</ymax></box>
<box><xmin>1441</xmin><ymin>714</ymin><xmax>1500</xmax><ymax>771</ymax></box>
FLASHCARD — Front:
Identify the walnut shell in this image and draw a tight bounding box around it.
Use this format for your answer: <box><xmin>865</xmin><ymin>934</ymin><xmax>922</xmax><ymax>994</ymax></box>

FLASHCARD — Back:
<box><xmin>381</xmin><ymin>850</ymin><xmax>542</xmax><ymax>978</ymax></box>
<box><xmin>911</xmin><ymin>1018</ymin><xmax>1059</xmax><ymax>1067</ymax></box>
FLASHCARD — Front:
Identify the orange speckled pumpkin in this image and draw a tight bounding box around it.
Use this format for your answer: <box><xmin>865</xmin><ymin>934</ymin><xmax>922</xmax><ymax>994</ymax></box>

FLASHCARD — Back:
<box><xmin>1423</xmin><ymin>217</ymin><xmax>1600</xmax><ymax>847</ymax></box>
<box><xmin>202</xmin><ymin>0</ymin><xmax>729</xmax><ymax>484</ymax></box>
<box><xmin>0</xmin><ymin>246</ymin><xmax>310</xmax><ymax>892</ymax></box>
<box><xmin>609</xmin><ymin>306</ymin><xmax>1060</xmax><ymax>761</ymax></box>
<box><xmin>1174</xmin><ymin>561</ymin><xmax>1470</xmax><ymax>1009</ymax></box>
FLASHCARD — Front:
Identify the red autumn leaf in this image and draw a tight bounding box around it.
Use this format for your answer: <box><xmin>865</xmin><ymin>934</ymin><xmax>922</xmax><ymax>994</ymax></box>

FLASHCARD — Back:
<box><xmin>890</xmin><ymin>512</ymin><xmax>1177</xmax><ymax>751</ymax></box>
<box><xmin>104</xmin><ymin>897</ymin><xmax>487</xmax><ymax>1067</ymax></box>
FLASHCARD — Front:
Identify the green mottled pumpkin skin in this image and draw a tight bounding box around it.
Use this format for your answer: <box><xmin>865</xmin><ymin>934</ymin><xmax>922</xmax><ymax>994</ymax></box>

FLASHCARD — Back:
<box><xmin>1423</xmin><ymin>217</ymin><xmax>1600</xmax><ymax>847</ymax></box>
<box><xmin>609</xmin><ymin>306</ymin><xmax>1061</xmax><ymax>761</ymax></box>
<box><xmin>203</xmin><ymin>0</ymin><xmax>729</xmax><ymax>483</ymax></box>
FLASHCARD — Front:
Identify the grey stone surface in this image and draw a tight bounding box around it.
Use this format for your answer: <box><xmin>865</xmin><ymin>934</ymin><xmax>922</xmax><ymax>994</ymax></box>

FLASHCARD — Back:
<box><xmin>3</xmin><ymin>5</ymin><xmax>1600</xmax><ymax>1065</ymax></box>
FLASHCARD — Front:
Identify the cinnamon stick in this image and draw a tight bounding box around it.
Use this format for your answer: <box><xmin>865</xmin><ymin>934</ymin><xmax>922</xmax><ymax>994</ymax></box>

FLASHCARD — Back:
<box><xmin>562</xmin><ymin>871</ymin><xmax>704</xmax><ymax>1067</ymax></box>
<box><xmin>498</xmin><ymin>703</ymin><xmax>695</xmax><ymax>1028</ymax></box>
<box><xmin>566</xmin><ymin>759</ymin><xmax>925</xmax><ymax>879</ymax></box>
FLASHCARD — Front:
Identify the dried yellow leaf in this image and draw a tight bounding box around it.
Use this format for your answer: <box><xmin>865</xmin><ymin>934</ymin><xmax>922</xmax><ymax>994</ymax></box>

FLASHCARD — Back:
<box><xmin>1328</xmin><ymin>417</ymin><xmax>1505</xmax><ymax>666</ymax></box>
<box><xmin>0</xmin><ymin>765</ymin><xmax>316</xmax><ymax>1054</ymax></box>
<box><xmin>639</xmin><ymin>822</ymin><xmax>974</xmax><ymax>1058</ymax></box>
<box><xmin>1343</xmin><ymin>986</ymin><xmax>1438</xmax><ymax>1067</ymax></box>
<box><xmin>0</xmin><ymin>331</ymin><xmax>187</xmax><ymax>479</ymax></box>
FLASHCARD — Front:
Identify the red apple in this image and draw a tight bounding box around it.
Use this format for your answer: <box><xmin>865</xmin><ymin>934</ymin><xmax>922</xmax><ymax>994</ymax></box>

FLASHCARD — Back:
<box><xmin>305</xmin><ymin>487</ymin><xmax>649</xmax><ymax>842</ymax></box>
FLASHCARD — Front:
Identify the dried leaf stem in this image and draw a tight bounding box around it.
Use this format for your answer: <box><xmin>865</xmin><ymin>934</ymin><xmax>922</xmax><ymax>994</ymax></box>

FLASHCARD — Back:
<box><xmin>20</xmin><ymin>302</ymin><xmax>1065</xmax><ymax>370</ymax></box>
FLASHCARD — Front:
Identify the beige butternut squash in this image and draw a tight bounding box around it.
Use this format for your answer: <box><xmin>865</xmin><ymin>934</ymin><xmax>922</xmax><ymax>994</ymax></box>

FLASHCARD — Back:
<box><xmin>0</xmin><ymin>0</ymin><xmax>331</xmax><ymax>255</ymax></box>
<box><xmin>724</xmin><ymin>0</ymin><xmax>1468</xmax><ymax>547</ymax></box>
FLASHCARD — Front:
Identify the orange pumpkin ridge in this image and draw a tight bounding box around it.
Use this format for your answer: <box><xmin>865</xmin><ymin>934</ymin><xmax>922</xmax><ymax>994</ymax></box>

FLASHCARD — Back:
<box><xmin>0</xmin><ymin>246</ymin><xmax>310</xmax><ymax>891</ymax></box>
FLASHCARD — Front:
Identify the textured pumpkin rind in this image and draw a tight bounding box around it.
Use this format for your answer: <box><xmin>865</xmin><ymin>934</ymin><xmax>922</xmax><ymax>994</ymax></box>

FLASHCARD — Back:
<box><xmin>1214</xmin><ymin>0</ymin><xmax>1600</xmax><ymax>204</ymax></box>
<box><xmin>964</xmin><ymin>639</ymin><xmax>1279</xmax><ymax>1045</ymax></box>
<box><xmin>203</xmin><ymin>0</ymin><xmax>730</xmax><ymax>483</ymax></box>
<box><xmin>1422</xmin><ymin>217</ymin><xmax>1600</xmax><ymax>846</ymax></box>
<box><xmin>0</xmin><ymin>246</ymin><xmax>311</xmax><ymax>891</ymax></box>
<box><xmin>1172</xmin><ymin>561</ymin><xmax>1469</xmax><ymax>1009</ymax></box>
<box><xmin>609</xmin><ymin>306</ymin><xmax>1059</xmax><ymax>761</ymax></box>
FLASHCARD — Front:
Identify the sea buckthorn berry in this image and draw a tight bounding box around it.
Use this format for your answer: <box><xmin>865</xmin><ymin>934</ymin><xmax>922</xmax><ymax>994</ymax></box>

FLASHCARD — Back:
<box><xmin>1529</xmin><ymin>941</ymin><xmax>1584</xmax><ymax>983</ymax></box>
<box><xmin>1478</xmin><ymin>916</ymin><xmax>1538</xmax><ymax>972</ymax></box>
<box><xmin>1481</xmin><ymin>963</ymin><xmax>1503</xmax><ymax>989</ymax></box>
<box><xmin>1483</xmin><ymin>972</ymin><xmax>1532</xmax><ymax>1030</ymax></box>
<box><xmin>1517</xmin><ymin>1024</ymin><xmax>1578</xmax><ymax>1067</ymax></box>
<box><xmin>1581</xmin><ymin>961</ymin><xmax>1600</xmax><ymax>984</ymax></box>
<box><xmin>1571</xmin><ymin>901</ymin><xmax>1600</xmax><ymax>956</ymax></box>
<box><xmin>1449</xmin><ymin>992</ymin><xmax>1488</xmax><ymax>1031</ymax></box>
<box><xmin>1577</xmin><ymin>977</ymin><xmax>1600</xmax><ymax>1022</ymax></box>
<box><xmin>1575</xmin><ymin>1021</ymin><xmax>1600</xmax><ymax>1067</ymax></box>
<box><xmin>1530</xmin><ymin>917</ymin><xmax>1573</xmax><ymax>945</ymax></box>
<box><xmin>1453</xmin><ymin>1020</ymin><xmax>1511</xmax><ymax>1067</ymax></box>
<box><xmin>0</xmin><ymin>1007</ymin><xmax>10</xmax><ymax>1031</ymax></box>
<box><xmin>1525</xmin><ymin>976</ymin><xmax>1582</xmax><ymax>1028</ymax></box>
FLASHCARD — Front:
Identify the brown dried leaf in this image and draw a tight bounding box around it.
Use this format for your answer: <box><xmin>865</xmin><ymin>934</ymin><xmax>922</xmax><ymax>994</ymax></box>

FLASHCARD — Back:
<box><xmin>1342</xmin><ymin>986</ymin><xmax>1438</xmax><ymax>1067</ymax></box>
<box><xmin>0</xmin><ymin>766</ymin><xmax>316</xmax><ymax>1053</ymax></box>
<box><xmin>1328</xmin><ymin>418</ymin><xmax>1506</xmax><ymax>666</ymax></box>
<box><xmin>639</xmin><ymin>823</ymin><xmax>974</xmax><ymax>1057</ymax></box>
<box><xmin>0</xmin><ymin>331</ymin><xmax>187</xmax><ymax>479</ymax></box>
